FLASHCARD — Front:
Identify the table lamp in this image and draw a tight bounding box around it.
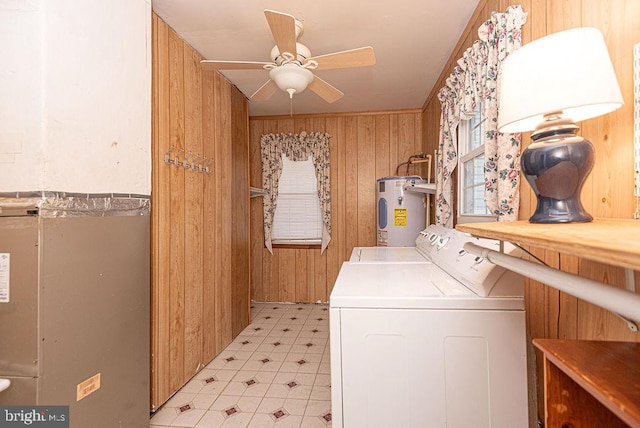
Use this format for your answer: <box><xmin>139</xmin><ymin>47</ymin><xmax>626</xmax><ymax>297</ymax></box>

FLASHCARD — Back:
<box><xmin>498</xmin><ymin>27</ymin><xmax>624</xmax><ymax>223</ymax></box>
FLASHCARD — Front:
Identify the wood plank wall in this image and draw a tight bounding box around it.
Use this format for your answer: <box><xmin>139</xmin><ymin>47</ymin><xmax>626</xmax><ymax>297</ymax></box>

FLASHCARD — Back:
<box><xmin>151</xmin><ymin>14</ymin><xmax>250</xmax><ymax>410</ymax></box>
<box><xmin>249</xmin><ymin>112</ymin><xmax>426</xmax><ymax>303</ymax></box>
<box><xmin>421</xmin><ymin>0</ymin><xmax>640</xmax><ymax>422</ymax></box>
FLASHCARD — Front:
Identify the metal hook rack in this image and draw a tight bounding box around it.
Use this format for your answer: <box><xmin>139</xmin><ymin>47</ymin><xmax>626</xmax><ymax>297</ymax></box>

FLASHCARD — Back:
<box><xmin>164</xmin><ymin>146</ymin><xmax>213</xmax><ymax>174</ymax></box>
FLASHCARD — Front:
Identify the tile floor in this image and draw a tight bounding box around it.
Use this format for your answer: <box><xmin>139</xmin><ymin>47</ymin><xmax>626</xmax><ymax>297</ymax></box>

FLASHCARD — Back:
<box><xmin>150</xmin><ymin>302</ymin><xmax>332</xmax><ymax>428</ymax></box>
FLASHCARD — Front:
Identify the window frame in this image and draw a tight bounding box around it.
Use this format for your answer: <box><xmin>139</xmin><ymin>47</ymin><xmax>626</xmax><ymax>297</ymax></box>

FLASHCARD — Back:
<box><xmin>457</xmin><ymin>104</ymin><xmax>496</xmax><ymax>224</ymax></box>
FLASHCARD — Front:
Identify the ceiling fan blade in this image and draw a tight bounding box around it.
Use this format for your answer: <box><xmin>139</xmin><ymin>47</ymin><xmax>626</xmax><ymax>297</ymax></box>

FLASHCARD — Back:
<box><xmin>251</xmin><ymin>79</ymin><xmax>278</xmax><ymax>101</ymax></box>
<box><xmin>309</xmin><ymin>76</ymin><xmax>344</xmax><ymax>103</ymax></box>
<box><xmin>200</xmin><ymin>60</ymin><xmax>271</xmax><ymax>71</ymax></box>
<box><xmin>264</xmin><ymin>9</ymin><xmax>297</xmax><ymax>58</ymax></box>
<box><xmin>307</xmin><ymin>46</ymin><xmax>376</xmax><ymax>70</ymax></box>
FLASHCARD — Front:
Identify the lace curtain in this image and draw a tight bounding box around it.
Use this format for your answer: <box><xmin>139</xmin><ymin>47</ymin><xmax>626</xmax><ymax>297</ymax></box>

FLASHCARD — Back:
<box><xmin>261</xmin><ymin>131</ymin><xmax>331</xmax><ymax>254</ymax></box>
<box><xmin>435</xmin><ymin>5</ymin><xmax>527</xmax><ymax>226</ymax></box>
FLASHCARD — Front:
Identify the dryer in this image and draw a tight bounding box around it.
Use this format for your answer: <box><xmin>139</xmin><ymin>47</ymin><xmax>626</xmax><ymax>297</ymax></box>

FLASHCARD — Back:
<box><xmin>330</xmin><ymin>226</ymin><xmax>528</xmax><ymax>428</ymax></box>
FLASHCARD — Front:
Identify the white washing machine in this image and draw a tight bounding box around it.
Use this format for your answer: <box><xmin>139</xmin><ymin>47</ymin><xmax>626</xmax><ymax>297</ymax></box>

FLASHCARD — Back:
<box><xmin>350</xmin><ymin>224</ymin><xmax>450</xmax><ymax>264</ymax></box>
<box><xmin>330</xmin><ymin>226</ymin><xmax>528</xmax><ymax>428</ymax></box>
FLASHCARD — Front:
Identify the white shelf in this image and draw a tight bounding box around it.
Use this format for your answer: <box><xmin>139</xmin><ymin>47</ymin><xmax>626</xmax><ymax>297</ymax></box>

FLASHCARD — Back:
<box><xmin>405</xmin><ymin>182</ymin><xmax>436</xmax><ymax>194</ymax></box>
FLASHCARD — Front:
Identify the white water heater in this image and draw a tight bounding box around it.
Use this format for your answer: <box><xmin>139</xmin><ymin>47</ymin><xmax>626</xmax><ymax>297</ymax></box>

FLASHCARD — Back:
<box><xmin>376</xmin><ymin>176</ymin><xmax>426</xmax><ymax>246</ymax></box>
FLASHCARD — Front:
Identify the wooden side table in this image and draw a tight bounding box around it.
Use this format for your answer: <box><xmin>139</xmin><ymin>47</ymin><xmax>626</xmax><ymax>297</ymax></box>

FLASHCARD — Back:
<box><xmin>533</xmin><ymin>339</ymin><xmax>640</xmax><ymax>428</ymax></box>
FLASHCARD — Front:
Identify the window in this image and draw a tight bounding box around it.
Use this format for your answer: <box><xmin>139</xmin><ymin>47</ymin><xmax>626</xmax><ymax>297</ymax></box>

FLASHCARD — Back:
<box><xmin>271</xmin><ymin>154</ymin><xmax>323</xmax><ymax>245</ymax></box>
<box><xmin>260</xmin><ymin>131</ymin><xmax>331</xmax><ymax>254</ymax></box>
<box><xmin>457</xmin><ymin>104</ymin><xmax>495</xmax><ymax>223</ymax></box>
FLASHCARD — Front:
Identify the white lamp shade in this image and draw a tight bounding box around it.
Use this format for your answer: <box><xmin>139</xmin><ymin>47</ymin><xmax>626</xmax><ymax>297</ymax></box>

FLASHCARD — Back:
<box><xmin>498</xmin><ymin>27</ymin><xmax>624</xmax><ymax>133</ymax></box>
<box><xmin>269</xmin><ymin>63</ymin><xmax>314</xmax><ymax>95</ymax></box>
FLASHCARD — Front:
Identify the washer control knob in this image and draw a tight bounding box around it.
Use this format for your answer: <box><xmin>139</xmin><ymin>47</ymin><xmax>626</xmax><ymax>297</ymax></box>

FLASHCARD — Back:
<box><xmin>437</xmin><ymin>237</ymin><xmax>450</xmax><ymax>250</ymax></box>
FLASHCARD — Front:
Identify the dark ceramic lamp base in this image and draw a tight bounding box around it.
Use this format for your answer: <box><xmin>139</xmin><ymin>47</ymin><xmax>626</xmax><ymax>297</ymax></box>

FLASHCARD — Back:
<box><xmin>521</xmin><ymin>128</ymin><xmax>595</xmax><ymax>223</ymax></box>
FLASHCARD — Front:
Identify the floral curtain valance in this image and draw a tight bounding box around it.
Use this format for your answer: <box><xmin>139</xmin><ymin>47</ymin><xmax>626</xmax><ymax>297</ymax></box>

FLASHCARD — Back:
<box><xmin>261</xmin><ymin>131</ymin><xmax>331</xmax><ymax>254</ymax></box>
<box><xmin>435</xmin><ymin>5</ymin><xmax>527</xmax><ymax>226</ymax></box>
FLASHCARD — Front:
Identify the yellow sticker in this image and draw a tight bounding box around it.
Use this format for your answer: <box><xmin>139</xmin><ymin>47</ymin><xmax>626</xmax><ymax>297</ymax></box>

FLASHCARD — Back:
<box><xmin>77</xmin><ymin>373</ymin><xmax>101</xmax><ymax>401</ymax></box>
<box><xmin>394</xmin><ymin>208</ymin><xmax>407</xmax><ymax>226</ymax></box>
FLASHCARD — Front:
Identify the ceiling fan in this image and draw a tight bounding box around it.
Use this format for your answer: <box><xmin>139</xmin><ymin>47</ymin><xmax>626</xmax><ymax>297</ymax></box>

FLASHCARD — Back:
<box><xmin>200</xmin><ymin>9</ymin><xmax>376</xmax><ymax>103</ymax></box>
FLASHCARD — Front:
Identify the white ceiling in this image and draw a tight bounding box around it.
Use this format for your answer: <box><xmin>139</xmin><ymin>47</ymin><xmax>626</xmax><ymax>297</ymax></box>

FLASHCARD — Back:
<box><xmin>152</xmin><ymin>0</ymin><xmax>480</xmax><ymax>116</ymax></box>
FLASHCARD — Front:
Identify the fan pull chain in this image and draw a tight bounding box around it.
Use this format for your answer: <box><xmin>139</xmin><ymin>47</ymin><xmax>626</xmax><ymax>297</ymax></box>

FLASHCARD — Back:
<box><xmin>290</xmin><ymin>96</ymin><xmax>293</xmax><ymax>117</ymax></box>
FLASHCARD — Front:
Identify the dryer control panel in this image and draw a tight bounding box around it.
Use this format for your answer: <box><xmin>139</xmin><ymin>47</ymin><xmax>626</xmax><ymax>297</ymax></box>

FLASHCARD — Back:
<box><xmin>416</xmin><ymin>225</ymin><xmax>522</xmax><ymax>297</ymax></box>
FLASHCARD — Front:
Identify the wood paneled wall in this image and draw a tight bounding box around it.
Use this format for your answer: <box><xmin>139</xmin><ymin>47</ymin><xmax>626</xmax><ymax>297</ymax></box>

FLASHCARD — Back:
<box><xmin>151</xmin><ymin>14</ymin><xmax>250</xmax><ymax>410</ymax></box>
<box><xmin>421</xmin><ymin>0</ymin><xmax>640</xmax><ymax>422</ymax></box>
<box><xmin>249</xmin><ymin>111</ymin><xmax>426</xmax><ymax>303</ymax></box>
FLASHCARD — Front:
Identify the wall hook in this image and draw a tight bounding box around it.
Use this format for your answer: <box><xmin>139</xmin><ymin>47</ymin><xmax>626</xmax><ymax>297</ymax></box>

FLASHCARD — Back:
<box><xmin>191</xmin><ymin>153</ymin><xmax>201</xmax><ymax>170</ymax></box>
<box><xmin>184</xmin><ymin>151</ymin><xmax>194</xmax><ymax>168</ymax></box>
<box><xmin>203</xmin><ymin>158</ymin><xmax>214</xmax><ymax>173</ymax></box>
<box><xmin>164</xmin><ymin>146</ymin><xmax>176</xmax><ymax>164</ymax></box>
<box><xmin>164</xmin><ymin>147</ymin><xmax>211</xmax><ymax>174</ymax></box>
<box><xmin>174</xmin><ymin>148</ymin><xmax>184</xmax><ymax>167</ymax></box>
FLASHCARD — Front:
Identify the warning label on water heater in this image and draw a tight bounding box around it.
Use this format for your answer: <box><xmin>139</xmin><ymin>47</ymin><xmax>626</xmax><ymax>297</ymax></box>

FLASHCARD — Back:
<box><xmin>0</xmin><ymin>253</ymin><xmax>9</xmax><ymax>303</ymax></box>
<box><xmin>394</xmin><ymin>208</ymin><xmax>408</xmax><ymax>226</ymax></box>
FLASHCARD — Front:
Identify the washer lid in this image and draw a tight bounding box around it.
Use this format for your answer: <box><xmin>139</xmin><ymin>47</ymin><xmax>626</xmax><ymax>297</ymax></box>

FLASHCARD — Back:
<box><xmin>329</xmin><ymin>262</ymin><xmax>524</xmax><ymax>310</ymax></box>
<box><xmin>349</xmin><ymin>247</ymin><xmax>432</xmax><ymax>263</ymax></box>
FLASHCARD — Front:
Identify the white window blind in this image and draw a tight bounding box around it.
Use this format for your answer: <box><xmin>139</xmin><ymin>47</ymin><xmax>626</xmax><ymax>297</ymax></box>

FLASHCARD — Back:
<box><xmin>272</xmin><ymin>154</ymin><xmax>323</xmax><ymax>243</ymax></box>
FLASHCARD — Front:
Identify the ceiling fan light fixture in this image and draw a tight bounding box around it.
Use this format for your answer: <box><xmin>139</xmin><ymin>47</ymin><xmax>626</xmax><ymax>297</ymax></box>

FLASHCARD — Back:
<box><xmin>269</xmin><ymin>63</ymin><xmax>314</xmax><ymax>98</ymax></box>
<box><xmin>270</xmin><ymin>43</ymin><xmax>311</xmax><ymax>64</ymax></box>
<box><xmin>203</xmin><ymin>10</ymin><xmax>375</xmax><ymax>105</ymax></box>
